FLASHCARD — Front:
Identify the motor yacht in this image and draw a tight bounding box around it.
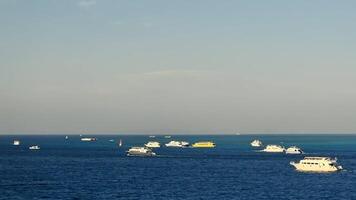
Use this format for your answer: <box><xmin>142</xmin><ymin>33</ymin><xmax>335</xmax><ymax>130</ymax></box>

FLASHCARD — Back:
<box><xmin>262</xmin><ymin>145</ymin><xmax>285</xmax><ymax>153</ymax></box>
<box><xmin>29</xmin><ymin>145</ymin><xmax>40</xmax><ymax>150</ymax></box>
<box><xmin>81</xmin><ymin>137</ymin><xmax>97</xmax><ymax>142</ymax></box>
<box><xmin>192</xmin><ymin>141</ymin><xmax>216</xmax><ymax>148</ymax></box>
<box><xmin>290</xmin><ymin>157</ymin><xmax>343</xmax><ymax>172</ymax></box>
<box><xmin>165</xmin><ymin>141</ymin><xmax>189</xmax><ymax>148</ymax></box>
<box><xmin>250</xmin><ymin>140</ymin><xmax>262</xmax><ymax>147</ymax></box>
<box><xmin>13</xmin><ymin>140</ymin><xmax>20</xmax><ymax>146</ymax></box>
<box><xmin>127</xmin><ymin>147</ymin><xmax>156</xmax><ymax>156</ymax></box>
<box><xmin>286</xmin><ymin>146</ymin><xmax>303</xmax><ymax>154</ymax></box>
<box><xmin>145</xmin><ymin>141</ymin><xmax>160</xmax><ymax>148</ymax></box>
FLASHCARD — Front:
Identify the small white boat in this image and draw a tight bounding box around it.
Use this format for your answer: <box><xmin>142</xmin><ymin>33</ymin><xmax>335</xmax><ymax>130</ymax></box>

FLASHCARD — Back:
<box><xmin>13</xmin><ymin>140</ymin><xmax>20</xmax><ymax>146</ymax></box>
<box><xmin>290</xmin><ymin>157</ymin><xmax>343</xmax><ymax>172</ymax></box>
<box><xmin>262</xmin><ymin>145</ymin><xmax>285</xmax><ymax>153</ymax></box>
<box><xmin>127</xmin><ymin>147</ymin><xmax>156</xmax><ymax>156</ymax></box>
<box><xmin>165</xmin><ymin>141</ymin><xmax>189</xmax><ymax>148</ymax></box>
<box><xmin>65</xmin><ymin>136</ymin><xmax>69</xmax><ymax>140</ymax></box>
<box><xmin>81</xmin><ymin>137</ymin><xmax>97</xmax><ymax>142</ymax></box>
<box><xmin>286</xmin><ymin>146</ymin><xmax>303</xmax><ymax>154</ymax></box>
<box><xmin>164</xmin><ymin>135</ymin><xmax>171</xmax><ymax>138</ymax></box>
<box><xmin>250</xmin><ymin>140</ymin><xmax>262</xmax><ymax>147</ymax></box>
<box><xmin>109</xmin><ymin>139</ymin><xmax>115</xmax><ymax>142</ymax></box>
<box><xmin>145</xmin><ymin>141</ymin><xmax>160</xmax><ymax>148</ymax></box>
<box><xmin>29</xmin><ymin>145</ymin><xmax>40</xmax><ymax>150</ymax></box>
<box><xmin>149</xmin><ymin>135</ymin><xmax>155</xmax><ymax>138</ymax></box>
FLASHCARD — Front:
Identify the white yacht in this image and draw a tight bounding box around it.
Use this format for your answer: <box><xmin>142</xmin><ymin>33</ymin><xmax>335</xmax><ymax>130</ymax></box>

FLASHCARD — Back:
<box><xmin>290</xmin><ymin>157</ymin><xmax>343</xmax><ymax>172</ymax></box>
<box><xmin>149</xmin><ymin>135</ymin><xmax>155</xmax><ymax>138</ymax></box>
<box><xmin>164</xmin><ymin>135</ymin><xmax>171</xmax><ymax>138</ymax></box>
<box><xmin>145</xmin><ymin>141</ymin><xmax>160</xmax><ymax>148</ymax></box>
<box><xmin>165</xmin><ymin>141</ymin><xmax>189</xmax><ymax>148</ymax></box>
<box><xmin>29</xmin><ymin>145</ymin><xmax>40</xmax><ymax>150</ymax></box>
<box><xmin>286</xmin><ymin>146</ymin><xmax>303</xmax><ymax>154</ymax></box>
<box><xmin>127</xmin><ymin>147</ymin><xmax>156</xmax><ymax>156</ymax></box>
<box><xmin>262</xmin><ymin>145</ymin><xmax>285</xmax><ymax>153</ymax></box>
<box><xmin>81</xmin><ymin>137</ymin><xmax>97</xmax><ymax>142</ymax></box>
<box><xmin>13</xmin><ymin>140</ymin><xmax>20</xmax><ymax>146</ymax></box>
<box><xmin>250</xmin><ymin>140</ymin><xmax>262</xmax><ymax>147</ymax></box>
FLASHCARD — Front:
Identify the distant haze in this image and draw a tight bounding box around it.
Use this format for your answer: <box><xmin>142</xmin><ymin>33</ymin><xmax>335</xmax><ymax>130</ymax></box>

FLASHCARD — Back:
<box><xmin>1</xmin><ymin>1</ymin><xmax>356</xmax><ymax>134</ymax></box>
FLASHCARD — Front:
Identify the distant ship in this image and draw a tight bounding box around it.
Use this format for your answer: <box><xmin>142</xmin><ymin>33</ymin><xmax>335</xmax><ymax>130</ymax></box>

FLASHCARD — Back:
<box><xmin>192</xmin><ymin>141</ymin><xmax>216</xmax><ymax>148</ymax></box>
<box><xmin>81</xmin><ymin>137</ymin><xmax>97</xmax><ymax>142</ymax></box>
<box><xmin>165</xmin><ymin>141</ymin><xmax>189</xmax><ymax>148</ymax></box>
<box><xmin>127</xmin><ymin>147</ymin><xmax>156</xmax><ymax>156</ymax></box>
<box><xmin>164</xmin><ymin>135</ymin><xmax>171</xmax><ymax>138</ymax></box>
<box><xmin>149</xmin><ymin>135</ymin><xmax>155</xmax><ymax>138</ymax></box>
<box><xmin>145</xmin><ymin>141</ymin><xmax>160</xmax><ymax>148</ymax></box>
<box><xmin>13</xmin><ymin>140</ymin><xmax>20</xmax><ymax>146</ymax></box>
<box><xmin>29</xmin><ymin>145</ymin><xmax>40</xmax><ymax>150</ymax></box>
<box><xmin>290</xmin><ymin>157</ymin><xmax>343</xmax><ymax>172</ymax></box>
<box><xmin>262</xmin><ymin>145</ymin><xmax>285</xmax><ymax>153</ymax></box>
<box><xmin>250</xmin><ymin>140</ymin><xmax>262</xmax><ymax>147</ymax></box>
<box><xmin>65</xmin><ymin>136</ymin><xmax>69</xmax><ymax>140</ymax></box>
<box><xmin>286</xmin><ymin>146</ymin><xmax>303</xmax><ymax>154</ymax></box>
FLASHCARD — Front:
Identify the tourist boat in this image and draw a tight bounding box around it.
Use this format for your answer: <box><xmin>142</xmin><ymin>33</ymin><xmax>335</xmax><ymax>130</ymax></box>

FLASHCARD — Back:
<box><xmin>262</xmin><ymin>145</ymin><xmax>285</xmax><ymax>153</ymax></box>
<box><xmin>81</xmin><ymin>137</ymin><xmax>97</xmax><ymax>141</ymax></box>
<box><xmin>13</xmin><ymin>140</ymin><xmax>20</xmax><ymax>146</ymax></box>
<box><xmin>250</xmin><ymin>140</ymin><xmax>262</xmax><ymax>147</ymax></box>
<box><xmin>145</xmin><ymin>141</ymin><xmax>160</xmax><ymax>148</ymax></box>
<box><xmin>127</xmin><ymin>147</ymin><xmax>156</xmax><ymax>156</ymax></box>
<box><xmin>29</xmin><ymin>145</ymin><xmax>40</xmax><ymax>150</ymax></box>
<box><xmin>165</xmin><ymin>141</ymin><xmax>189</xmax><ymax>148</ymax></box>
<box><xmin>192</xmin><ymin>141</ymin><xmax>216</xmax><ymax>148</ymax></box>
<box><xmin>286</xmin><ymin>146</ymin><xmax>303</xmax><ymax>154</ymax></box>
<box><xmin>290</xmin><ymin>157</ymin><xmax>343</xmax><ymax>172</ymax></box>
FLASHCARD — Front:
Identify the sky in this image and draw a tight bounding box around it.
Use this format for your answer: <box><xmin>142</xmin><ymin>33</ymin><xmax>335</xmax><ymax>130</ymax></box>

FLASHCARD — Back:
<box><xmin>1</xmin><ymin>0</ymin><xmax>356</xmax><ymax>134</ymax></box>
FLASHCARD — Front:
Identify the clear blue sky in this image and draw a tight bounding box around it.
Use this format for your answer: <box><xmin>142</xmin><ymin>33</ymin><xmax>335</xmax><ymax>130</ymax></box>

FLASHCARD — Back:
<box><xmin>1</xmin><ymin>0</ymin><xmax>356</xmax><ymax>134</ymax></box>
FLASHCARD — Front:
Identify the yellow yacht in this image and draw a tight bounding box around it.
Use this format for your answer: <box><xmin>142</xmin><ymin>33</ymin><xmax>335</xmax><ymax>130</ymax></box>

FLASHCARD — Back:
<box><xmin>192</xmin><ymin>141</ymin><xmax>216</xmax><ymax>148</ymax></box>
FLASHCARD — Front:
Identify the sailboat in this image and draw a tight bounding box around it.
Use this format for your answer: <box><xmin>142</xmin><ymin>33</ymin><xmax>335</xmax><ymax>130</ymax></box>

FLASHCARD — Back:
<box><xmin>118</xmin><ymin>139</ymin><xmax>122</xmax><ymax>147</ymax></box>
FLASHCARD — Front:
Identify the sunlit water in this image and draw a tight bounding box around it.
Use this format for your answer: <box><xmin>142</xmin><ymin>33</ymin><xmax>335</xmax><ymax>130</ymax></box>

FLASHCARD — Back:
<box><xmin>1</xmin><ymin>134</ymin><xmax>356</xmax><ymax>200</ymax></box>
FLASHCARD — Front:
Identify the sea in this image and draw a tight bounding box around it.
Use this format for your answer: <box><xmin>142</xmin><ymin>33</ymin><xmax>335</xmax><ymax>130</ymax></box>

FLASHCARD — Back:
<box><xmin>0</xmin><ymin>134</ymin><xmax>355</xmax><ymax>200</ymax></box>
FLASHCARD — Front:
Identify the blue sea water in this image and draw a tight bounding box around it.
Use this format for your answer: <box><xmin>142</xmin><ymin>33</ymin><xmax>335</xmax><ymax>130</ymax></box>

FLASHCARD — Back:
<box><xmin>0</xmin><ymin>134</ymin><xmax>356</xmax><ymax>200</ymax></box>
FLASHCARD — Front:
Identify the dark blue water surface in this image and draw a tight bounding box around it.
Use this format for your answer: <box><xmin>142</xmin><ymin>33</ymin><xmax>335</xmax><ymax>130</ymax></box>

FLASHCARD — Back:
<box><xmin>1</xmin><ymin>134</ymin><xmax>356</xmax><ymax>200</ymax></box>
